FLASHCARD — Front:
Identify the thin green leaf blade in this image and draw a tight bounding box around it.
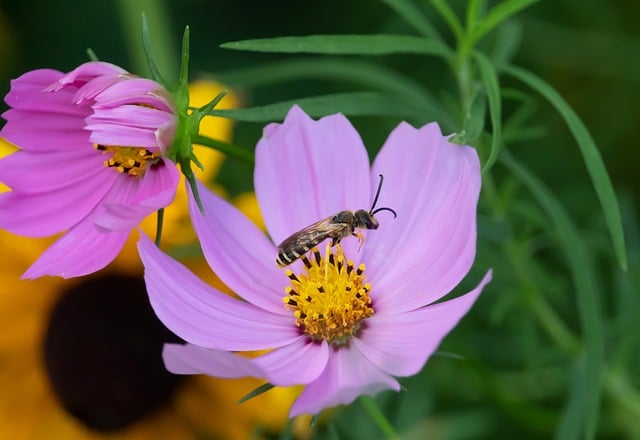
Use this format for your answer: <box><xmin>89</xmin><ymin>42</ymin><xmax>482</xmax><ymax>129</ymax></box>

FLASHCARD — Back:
<box><xmin>501</xmin><ymin>152</ymin><xmax>604</xmax><ymax>440</ymax></box>
<box><xmin>380</xmin><ymin>0</ymin><xmax>444</xmax><ymax>41</ymax></box>
<box><xmin>429</xmin><ymin>0</ymin><xmax>464</xmax><ymax>43</ymax></box>
<box><xmin>220</xmin><ymin>34</ymin><xmax>450</xmax><ymax>57</ymax></box>
<box><xmin>474</xmin><ymin>51</ymin><xmax>502</xmax><ymax>173</ymax></box>
<box><xmin>502</xmin><ymin>63</ymin><xmax>627</xmax><ymax>270</ymax></box>
<box><xmin>213</xmin><ymin>58</ymin><xmax>454</xmax><ymax>127</ymax></box>
<box><xmin>237</xmin><ymin>383</ymin><xmax>275</xmax><ymax>404</ymax></box>
<box><xmin>471</xmin><ymin>0</ymin><xmax>539</xmax><ymax>44</ymax></box>
<box><xmin>208</xmin><ymin>92</ymin><xmax>441</xmax><ymax>123</ymax></box>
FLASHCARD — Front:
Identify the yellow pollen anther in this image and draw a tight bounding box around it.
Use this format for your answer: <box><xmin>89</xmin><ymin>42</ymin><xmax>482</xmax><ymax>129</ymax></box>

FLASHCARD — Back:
<box><xmin>95</xmin><ymin>144</ymin><xmax>163</xmax><ymax>177</ymax></box>
<box><xmin>282</xmin><ymin>245</ymin><xmax>374</xmax><ymax>345</ymax></box>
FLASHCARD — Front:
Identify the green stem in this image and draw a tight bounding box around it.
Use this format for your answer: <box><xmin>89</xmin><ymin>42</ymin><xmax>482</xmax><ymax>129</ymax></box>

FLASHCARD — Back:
<box><xmin>359</xmin><ymin>396</ymin><xmax>400</xmax><ymax>440</ymax></box>
<box><xmin>155</xmin><ymin>208</ymin><xmax>164</xmax><ymax>246</ymax></box>
<box><xmin>190</xmin><ymin>133</ymin><xmax>255</xmax><ymax>165</ymax></box>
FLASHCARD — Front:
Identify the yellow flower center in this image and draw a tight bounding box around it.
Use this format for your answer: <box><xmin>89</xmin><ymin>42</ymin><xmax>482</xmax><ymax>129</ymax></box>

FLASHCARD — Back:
<box><xmin>283</xmin><ymin>245</ymin><xmax>374</xmax><ymax>345</ymax></box>
<box><xmin>95</xmin><ymin>144</ymin><xmax>163</xmax><ymax>177</ymax></box>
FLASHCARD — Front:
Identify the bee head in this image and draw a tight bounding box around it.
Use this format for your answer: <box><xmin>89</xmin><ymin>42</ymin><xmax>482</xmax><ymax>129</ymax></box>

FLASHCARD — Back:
<box><xmin>354</xmin><ymin>209</ymin><xmax>379</xmax><ymax>230</ymax></box>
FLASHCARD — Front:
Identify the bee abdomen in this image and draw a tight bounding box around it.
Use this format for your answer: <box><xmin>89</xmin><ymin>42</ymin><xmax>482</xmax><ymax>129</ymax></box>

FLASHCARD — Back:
<box><xmin>276</xmin><ymin>244</ymin><xmax>315</xmax><ymax>267</ymax></box>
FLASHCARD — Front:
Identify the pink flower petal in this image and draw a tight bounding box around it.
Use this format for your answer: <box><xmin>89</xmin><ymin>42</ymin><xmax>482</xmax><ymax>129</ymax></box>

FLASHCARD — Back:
<box><xmin>138</xmin><ymin>234</ymin><xmax>300</xmax><ymax>350</ymax></box>
<box><xmin>364</xmin><ymin>122</ymin><xmax>482</xmax><ymax>312</ymax></box>
<box><xmin>92</xmin><ymin>78</ymin><xmax>174</xmax><ymax>113</ymax></box>
<box><xmin>89</xmin><ymin>105</ymin><xmax>175</xmax><ymax>129</ymax></box>
<box><xmin>0</xmin><ymin>148</ymin><xmax>106</xmax><ymax>193</ymax></box>
<box><xmin>1</xmin><ymin>109</ymin><xmax>91</xmax><ymax>152</ymax></box>
<box><xmin>163</xmin><ymin>343</ymin><xmax>266</xmax><ymax>378</ymax></box>
<box><xmin>95</xmin><ymin>160</ymin><xmax>179</xmax><ymax>231</ymax></box>
<box><xmin>86</xmin><ymin>105</ymin><xmax>176</xmax><ymax>149</ymax></box>
<box><xmin>253</xmin><ymin>338</ymin><xmax>329</xmax><ymax>386</ymax></box>
<box><xmin>189</xmin><ymin>182</ymin><xmax>289</xmax><ymax>315</ymax></box>
<box><xmin>48</xmin><ymin>61</ymin><xmax>126</xmax><ymax>91</ymax></box>
<box><xmin>353</xmin><ymin>270</ymin><xmax>492</xmax><ymax>377</ymax></box>
<box><xmin>0</xmin><ymin>168</ymin><xmax>116</xmax><ymax>236</ymax></box>
<box><xmin>22</xmin><ymin>219</ymin><xmax>129</xmax><ymax>278</ymax></box>
<box><xmin>254</xmin><ymin>105</ymin><xmax>371</xmax><ymax>249</ymax></box>
<box><xmin>71</xmin><ymin>73</ymin><xmax>126</xmax><ymax>105</ymax></box>
<box><xmin>3</xmin><ymin>69</ymin><xmax>81</xmax><ymax>115</ymax></box>
<box><xmin>289</xmin><ymin>345</ymin><xmax>400</xmax><ymax>417</ymax></box>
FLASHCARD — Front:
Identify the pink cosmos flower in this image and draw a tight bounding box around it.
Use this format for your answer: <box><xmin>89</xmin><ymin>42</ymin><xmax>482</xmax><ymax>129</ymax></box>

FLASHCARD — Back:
<box><xmin>0</xmin><ymin>61</ymin><xmax>180</xmax><ymax>278</ymax></box>
<box><xmin>139</xmin><ymin>105</ymin><xmax>492</xmax><ymax>417</ymax></box>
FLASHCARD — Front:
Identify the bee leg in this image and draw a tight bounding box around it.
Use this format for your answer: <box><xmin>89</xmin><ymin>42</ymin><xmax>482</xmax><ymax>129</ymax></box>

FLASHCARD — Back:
<box><xmin>353</xmin><ymin>231</ymin><xmax>365</xmax><ymax>251</ymax></box>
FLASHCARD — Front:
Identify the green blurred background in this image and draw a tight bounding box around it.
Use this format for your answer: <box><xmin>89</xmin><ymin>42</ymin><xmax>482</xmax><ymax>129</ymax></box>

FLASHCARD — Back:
<box><xmin>1</xmin><ymin>0</ymin><xmax>639</xmax><ymax>438</ymax></box>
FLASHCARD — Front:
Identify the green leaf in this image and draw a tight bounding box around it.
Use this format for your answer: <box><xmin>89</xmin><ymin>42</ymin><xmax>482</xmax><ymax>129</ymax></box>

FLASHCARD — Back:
<box><xmin>502</xmin><ymin>63</ymin><xmax>627</xmax><ymax>270</ymax></box>
<box><xmin>236</xmin><ymin>383</ymin><xmax>275</xmax><ymax>405</ymax></box>
<box><xmin>380</xmin><ymin>0</ymin><xmax>444</xmax><ymax>41</ymax></box>
<box><xmin>208</xmin><ymin>92</ymin><xmax>442</xmax><ymax>124</ymax></box>
<box><xmin>86</xmin><ymin>48</ymin><xmax>99</xmax><ymax>61</ymax></box>
<box><xmin>471</xmin><ymin>0</ymin><xmax>538</xmax><ymax>45</ymax></box>
<box><xmin>213</xmin><ymin>58</ymin><xmax>454</xmax><ymax>127</ymax></box>
<box><xmin>501</xmin><ymin>152</ymin><xmax>604</xmax><ymax>440</ymax></box>
<box><xmin>491</xmin><ymin>20</ymin><xmax>523</xmax><ymax>65</ymax></box>
<box><xmin>473</xmin><ymin>51</ymin><xmax>502</xmax><ymax>173</ymax></box>
<box><xmin>429</xmin><ymin>0</ymin><xmax>464</xmax><ymax>44</ymax></box>
<box><xmin>220</xmin><ymin>34</ymin><xmax>450</xmax><ymax>57</ymax></box>
<box><xmin>140</xmin><ymin>13</ymin><xmax>168</xmax><ymax>88</ymax></box>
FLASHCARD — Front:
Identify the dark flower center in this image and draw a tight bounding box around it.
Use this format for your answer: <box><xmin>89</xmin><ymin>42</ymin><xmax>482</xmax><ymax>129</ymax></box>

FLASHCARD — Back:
<box><xmin>43</xmin><ymin>275</ymin><xmax>184</xmax><ymax>432</ymax></box>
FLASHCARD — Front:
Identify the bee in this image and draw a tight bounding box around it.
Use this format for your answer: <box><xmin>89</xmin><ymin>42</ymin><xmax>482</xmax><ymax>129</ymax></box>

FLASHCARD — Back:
<box><xmin>275</xmin><ymin>174</ymin><xmax>397</xmax><ymax>267</ymax></box>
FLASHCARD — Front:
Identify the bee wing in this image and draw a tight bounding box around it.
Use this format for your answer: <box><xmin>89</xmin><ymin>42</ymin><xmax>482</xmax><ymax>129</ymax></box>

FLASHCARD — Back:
<box><xmin>276</xmin><ymin>217</ymin><xmax>345</xmax><ymax>251</ymax></box>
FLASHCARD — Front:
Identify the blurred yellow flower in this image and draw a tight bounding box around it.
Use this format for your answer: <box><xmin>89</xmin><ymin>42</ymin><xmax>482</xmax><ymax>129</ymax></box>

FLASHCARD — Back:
<box><xmin>0</xmin><ymin>81</ymin><xmax>307</xmax><ymax>439</ymax></box>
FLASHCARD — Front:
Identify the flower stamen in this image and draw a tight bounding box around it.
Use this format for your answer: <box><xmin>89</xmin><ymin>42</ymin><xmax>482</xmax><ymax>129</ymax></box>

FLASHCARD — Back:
<box><xmin>282</xmin><ymin>245</ymin><xmax>374</xmax><ymax>345</ymax></box>
<box><xmin>95</xmin><ymin>144</ymin><xmax>163</xmax><ymax>177</ymax></box>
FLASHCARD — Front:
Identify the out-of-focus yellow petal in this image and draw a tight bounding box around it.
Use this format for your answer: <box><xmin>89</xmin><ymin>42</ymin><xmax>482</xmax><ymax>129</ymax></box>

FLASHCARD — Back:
<box><xmin>0</xmin><ymin>137</ymin><xmax>17</xmax><ymax>193</ymax></box>
<box><xmin>233</xmin><ymin>191</ymin><xmax>266</xmax><ymax>231</ymax></box>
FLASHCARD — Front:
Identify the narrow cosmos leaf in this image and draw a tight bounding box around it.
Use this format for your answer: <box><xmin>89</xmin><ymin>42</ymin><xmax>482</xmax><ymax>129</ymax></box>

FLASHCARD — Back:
<box><xmin>380</xmin><ymin>0</ymin><xmax>445</xmax><ymax>42</ymax></box>
<box><xmin>207</xmin><ymin>92</ymin><xmax>442</xmax><ymax>125</ymax></box>
<box><xmin>220</xmin><ymin>34</ymin><xmax>450</xmax><ymax>57</ymax></box>
<box><xmin>140</xmin><ymin>13</ymin><xmax>168</xmax><ymax>88</ymax></box>
<box><xmin>501</xmin><ymin>152</ymin><xmax>604</xmax><ymax>440</ymax></box>
<box><xmin>237</xmin><ymin>383</ymin><xmax>275</xmax><ymax>405</ymax></box>
<box><xmin>213</xmin><ymin>59</ymin><xmax>453</xmax><ymax>127</ymax></box>
<box><xmin>473</xmin><ymin>51</ymin><xmax>502</xmax><ymax>173</ymax></box>
<box><xmin>501</xmin><ymin>63</ymin><xmax>628</xmax><ymax>271</ymax></box>
<box><xmin>429</xmin><ymin>0</ymin><xmax>465</xmax><ymax>44</ymax></box>
<box><xmin>470</xmin><ymin>0</ymin><xmax>539</xmax><ymax>45</ymax></box>
<box><xmin>214</xmin><ymin>58</ymin><xmax>431</xmax><ymax>102</ymax></box>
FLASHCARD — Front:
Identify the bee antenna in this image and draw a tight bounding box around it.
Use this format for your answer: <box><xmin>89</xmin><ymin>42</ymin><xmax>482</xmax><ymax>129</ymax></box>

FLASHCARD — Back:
<box><xmin>370</xmin><ymin>174</ymin><xmax>386</xmax><ymax>212</ymax></box>
<box><xmin>369</xmin><ymin>174</ymin><xmax>397</xmax><ymax>218</ymax></box>
<box><xmin>372</xmin><ymin>207</ymin><xmax>398</xmax><ymax>218</ymax></box>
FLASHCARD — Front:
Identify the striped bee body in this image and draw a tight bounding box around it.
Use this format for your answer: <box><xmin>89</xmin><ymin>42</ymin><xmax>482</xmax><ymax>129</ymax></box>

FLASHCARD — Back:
<box><xmin>275</xmin><ymin>175</ymin><xmax>397</xmax><ymax>267</ymax></box>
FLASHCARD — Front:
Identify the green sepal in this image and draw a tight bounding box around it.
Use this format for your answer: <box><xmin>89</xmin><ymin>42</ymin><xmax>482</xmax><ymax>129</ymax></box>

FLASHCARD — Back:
<box><xmin>236</xmin><ymin>382</ymin><xmax>275</xmax><ymax>405</ymax></box>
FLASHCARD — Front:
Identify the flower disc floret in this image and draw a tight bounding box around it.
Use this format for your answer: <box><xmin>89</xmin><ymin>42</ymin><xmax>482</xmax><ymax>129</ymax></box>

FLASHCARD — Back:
<box><xmin>283</xmin><ymin>246</ymin><xmax>374</xmax><ymax>345</ymax></box>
